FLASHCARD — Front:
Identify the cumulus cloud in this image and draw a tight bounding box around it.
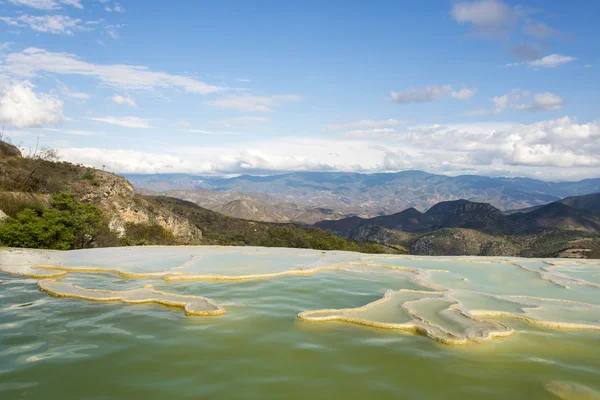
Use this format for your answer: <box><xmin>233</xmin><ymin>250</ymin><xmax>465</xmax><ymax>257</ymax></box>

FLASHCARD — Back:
<box><xmin>1</xmin><ymin>48</ymin><xmax>226</xmax><ymax>94</ymax></box>
<box><xmin>7</xmin><ymin>0</ymin><xmax>82</xmax><ymax>10</ymax></box>
<box><xmin>112</xmin><ymin>94</ymin><xmax>136</xmax><ymax>107</ymax></box>
<box><xmin>516</xmin><ymin>92</ymin><xmax>565</xmax><ymax>111</ymax></box>
<box><xmin>0</xmin><ymin>81</ymin><xmax>64</xmax><ymax>128</ymax></box>
<box><xmin>451</xmin><ymin>88</ymin><xmax>477</xmax><ymax>101</ymax></box>
<box><xmin>451</xmin><ymin>0</ymin><xmax>514</xmax><ymax>37</ymax></box>
<box><xmin>0</xmin><ymin>15</ymin><xmax>88</xmax><ymax>35</ymax></box>
<box><xmin>206</xmin><ymin>93</ymin><xmax>301</xmax><ymax>112</ymax></box>
<box><xmin>529</xmin><ymin>54</ymin><xmax>576</xmax><ymax>68</ymax></box>
<box><xmin>391</xmin><ymin>85</ymin><xmax>452</xmax><ymax>104</ymax></box>
<box><xmin>86</xmin><ymin>116</ymin><xmax>150</xmax><ymax>128</ymax></box>
<box><xmin>327</xmin><ymin>119</ymin><xmax>409</xmax><ymax>131</ymax></box>
<box><xmin>59</xmin><ymin>148</ymin><xmax>195</xmax><ymax>174</ymax></box>
<box><xmin>54</xmin><ymin>117</ymin><xmax>600</xmax><ymax>180</ymax></box>
<box><xmin>342</xmin><ymin>128</ymin><xmax>399</xmax><ymax>139</ymax></box>
<box><xmin>52</xmin><ymin>116</ymin><xmax>600</xmax><ymax>180</ymax></box>
<box><xmin>467</xmin><ymin>89</ymin><xmax>564</xmax><ymax>115</ymax></box>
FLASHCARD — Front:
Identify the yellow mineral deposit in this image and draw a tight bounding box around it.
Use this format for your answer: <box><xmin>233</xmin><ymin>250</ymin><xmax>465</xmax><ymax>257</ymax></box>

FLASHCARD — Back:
<box><xmin>38</xmin><ymin>280</ymin><xmax>224</xmax><ymax>316</ymax></box>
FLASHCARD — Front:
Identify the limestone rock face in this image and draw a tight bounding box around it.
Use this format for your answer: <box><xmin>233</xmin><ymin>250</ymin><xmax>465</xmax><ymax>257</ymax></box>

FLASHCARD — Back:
<box><xmin>0</xmin><ymin>209</ymin><xmax>8</xmax><ymax>222</ymax></box>
<box><xmin>76</xmin><ymin>170</ymin><xmax>202</xmax><ymax>243</ymax></box>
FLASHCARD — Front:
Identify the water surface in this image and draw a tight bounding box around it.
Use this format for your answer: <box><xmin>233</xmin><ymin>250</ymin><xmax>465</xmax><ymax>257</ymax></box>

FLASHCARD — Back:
<box><xmin>1</xmin><ymin>247</ymin><xmax>599</xmax><ymax>399</ymax></box>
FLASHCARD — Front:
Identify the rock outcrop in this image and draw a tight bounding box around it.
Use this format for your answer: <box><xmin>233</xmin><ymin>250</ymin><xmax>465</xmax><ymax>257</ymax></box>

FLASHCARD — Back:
<box><xmin>76</xmin><ymin>170</ymin><xmax>202</xmax><ymax>242</ymax></box>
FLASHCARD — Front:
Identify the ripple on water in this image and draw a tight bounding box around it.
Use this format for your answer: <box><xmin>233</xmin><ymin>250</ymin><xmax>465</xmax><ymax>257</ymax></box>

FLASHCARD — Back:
<box><xmin>1</xmin><ymin>247</ymin><xmax>600</xmax><ymax>399</ymax></box>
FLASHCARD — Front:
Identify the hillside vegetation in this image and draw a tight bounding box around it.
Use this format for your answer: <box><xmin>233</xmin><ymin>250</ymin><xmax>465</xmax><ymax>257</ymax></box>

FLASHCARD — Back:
<box><xmin>0</xmin><ymin>139</ymin><xmax>387</xmax><ymax>253</ymax></box>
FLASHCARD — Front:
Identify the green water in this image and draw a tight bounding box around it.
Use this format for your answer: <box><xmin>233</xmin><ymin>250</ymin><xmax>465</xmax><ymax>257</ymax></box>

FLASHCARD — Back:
<box><xmin>1</xmin><ymin>247</ymin><xmax>599</xmax><ymax>399</ymax></box>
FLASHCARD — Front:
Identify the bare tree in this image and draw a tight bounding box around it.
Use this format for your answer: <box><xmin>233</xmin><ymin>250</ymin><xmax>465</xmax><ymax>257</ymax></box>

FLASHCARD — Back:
<box><xmin>21</xmin><ymin>134</ymin><xmax>61</xmax><ymax>162</ymax></box>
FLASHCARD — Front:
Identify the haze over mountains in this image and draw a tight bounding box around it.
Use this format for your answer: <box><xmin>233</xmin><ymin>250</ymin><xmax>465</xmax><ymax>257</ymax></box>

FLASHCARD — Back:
<box><xmin>127</xmin><ymin>171</ymin><xmax>600</xmax><ymax>221</ymax></box>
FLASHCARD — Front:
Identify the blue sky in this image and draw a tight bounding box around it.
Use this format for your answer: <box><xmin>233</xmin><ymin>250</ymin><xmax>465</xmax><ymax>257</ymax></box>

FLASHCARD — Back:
<box><xmin>0</xmin><ymin>0</ymin><xmax>599</xmax><ymax>180</ymax></box>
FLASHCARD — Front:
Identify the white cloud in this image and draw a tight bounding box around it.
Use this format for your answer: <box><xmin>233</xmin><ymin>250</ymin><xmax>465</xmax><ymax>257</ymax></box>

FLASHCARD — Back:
<box><xmin>342</xmin><ymin>128</ymin><xmax>398</xmax><ymax>139</ymax></box>
<box><xmin>467</xmin><ymin>89</ymin><xmax>564</xmax><ymax>115</ymax></box>
<box><xmin>451</xmin><ymin>0</ymin><xmax>514</xmax><ymax>37</ymax></box>
<box><xmin>105</xmin><ymin>3</ymin><xmax>124</xmax><ymax>12</ymax></box>
<box><xmin>54</xmin><ymin>117</ymin><xmax>600</xmax><ymax>180</ymax></box>
<box><xmin>86</xmin><ymin>116</ymin><xmax>150</xmax><ymax>128</ymax></box>
<box><xmin>451</xmin><ymin>88</ymin><xmax>477</xmax><ymax>101</ymax></box>
<box><xmin>60</xmin><ymin>85</ymin><xmax>89</xmax><ymax>101</ymax></box>
<box><xmin>327</xmin><ymin>119</ymin><xmax>409</xmax><ymax>131</ymax></box>
<box><xmin>0</xmin><ymin>81</ymin><xmax>64</xmax><ymax>128</ymax></box>
<box><xmin>391</xmin><ymin>85</ymin><xmax>452</xmax><ymax>104</ymax></box>
<box><xmin>529</xmin><ymin>54</ymin><xmax>576</xmax><ymax>68</ymax></box>
<box><xmin>112</xmin><ymin>94</ymin><xmax>136</xmax><ymax>107</ymax></box>
<box><xmin>7</xmin><ymin>0</ymin><xmax>82</xmax><ymax>10</ymax></box>
<box><xmin>0</xmin><ymin>15</ymin><xmax>88</xmax><ymax>35</ymax></box>
<box><xmin>59</xmin><ymin>148</ymin><xmax>196</xmax><ymax>174</ymax></box>
<box><xmin>516</xmin><ymin>92</ymin><xmax>565</xmax><ymax>112</ymax></box>
<box><xmin>45</xmin><ymin>128</ymin><xmax>104</xmax><ymax>136</ymax></box>
<box><xmin>104</xmin><ymin>24</ymin><xmax>122</xmax><ymax>39</ymax></box>
<box><xmin>64</xmin><ymin>91</ymin><xmax>88</xmax><ymax>100</ymax></box>
<box><xmin>1</xmin><ymin>48</ymin><xmax>227</xmax><ymax>94</ymax></box>
<box><xmin>206</xmin><ymin>93</ymin><xmax>301</xmax><ymax>112</ymax></box>
<box><xmin>507</xmin><ymin>54</ymin><xmax>576</xmax><ymax>69</ymax></box>
<box><xmin>0</xmin><ymin>42</ymin><xmax>14</xmax><ymax>52</ymax></box>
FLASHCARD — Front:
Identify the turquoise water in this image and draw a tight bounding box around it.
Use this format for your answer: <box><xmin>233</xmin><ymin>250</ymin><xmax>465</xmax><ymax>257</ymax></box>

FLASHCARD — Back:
<box><xmin>1</xmin><ymin>247</ymin><xmax>599</xmax><ymax>399</ymax></box>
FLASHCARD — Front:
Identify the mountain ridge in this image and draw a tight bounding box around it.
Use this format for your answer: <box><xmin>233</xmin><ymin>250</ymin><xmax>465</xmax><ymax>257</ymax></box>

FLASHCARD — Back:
<box><xmin>126</xmin><ymin>171</ymin><xmax>600</xmax><ymax>215</ymax></box>
<box><xmin>314</xmin><ymin>195</ymin><xmax>600</xmax><ymax>258</ymax></box>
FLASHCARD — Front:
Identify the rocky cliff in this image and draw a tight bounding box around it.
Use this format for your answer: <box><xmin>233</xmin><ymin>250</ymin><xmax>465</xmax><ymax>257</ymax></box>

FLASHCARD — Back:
<box><xmin>0</xmin><ymin>140</ymin><xmax>202</xmax><ymax>244</ymax></box>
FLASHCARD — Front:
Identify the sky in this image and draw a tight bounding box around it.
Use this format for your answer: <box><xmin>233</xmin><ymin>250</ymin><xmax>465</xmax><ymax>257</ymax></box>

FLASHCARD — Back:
<box><xmin>0</xmin><ymin>0</ymin><xmax>599</xmax><ymax>181</ymax></box>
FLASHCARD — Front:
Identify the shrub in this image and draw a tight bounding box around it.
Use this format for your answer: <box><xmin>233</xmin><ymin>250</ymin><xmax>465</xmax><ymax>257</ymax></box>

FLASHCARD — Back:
<box><xmin>120</xmin><ymin>222</ymin><xmax>176</xmax><ymax>246</ymax></box>
<box><xmin>0</xmin><ymin>192</ymin><xmax>114</xmax><ymax>250</ymax></box>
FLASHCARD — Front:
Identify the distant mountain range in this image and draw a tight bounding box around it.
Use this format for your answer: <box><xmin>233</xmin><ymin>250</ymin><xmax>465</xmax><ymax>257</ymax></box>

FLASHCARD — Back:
<box><xmin>134</xmin><ymin>188</ymin><xmax>348</xmax><ymax>225</ymax></box>
<box><xmin>126</xmin><ymin>171</ymin><xmax>600</xmax><ymax>217</ymax></box>
<box><xmin>316</xmin><ymin>195</ymin><xmax>600</xmax><ymax>235</ymax></box>
<box><xmin>315</xmin><ymin>194</ymin><xmax>600</xmax><ymax>258</ymax></box>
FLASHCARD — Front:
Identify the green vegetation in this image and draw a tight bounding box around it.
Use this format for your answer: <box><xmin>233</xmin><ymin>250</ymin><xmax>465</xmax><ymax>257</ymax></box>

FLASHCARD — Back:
<box><xmin>0</xmin><ymin>192</ymin><xmax>47</xmax><ymax>218</ymax></box>
<box><xmin>83</xmin><ymin>168</ymin><xmax>100</xmax><ymax>187</ymax></box>
<box><xmin>120</xmin><ymin>222</ymin><xmax>176</xmax><ymax>246</ymax></box>
<box><xmin>0</xmin><ymin>192</ymin><xmax>116</xmax><ymax>250</ymax></box>
<box><xmin>144</xmin><ymin>196</ymin><xmax>388</xmax><ymax>253</ymax></box>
